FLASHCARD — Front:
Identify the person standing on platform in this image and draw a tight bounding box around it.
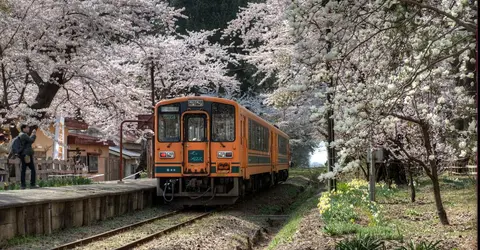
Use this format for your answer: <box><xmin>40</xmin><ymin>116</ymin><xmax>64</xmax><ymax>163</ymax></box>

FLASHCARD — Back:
<box><xmin>0</xmin><ymin>134</ymin><xmax>9</xmax><ymax>158</ymax></box>
<box><xmin>0</xmin><ymin>134</ymin><xmax>9</xmax><ymax>182</ymax></box>
<box><xmin>18</xmin><ymin>125</ymin><xmax>38</xmax><ymax>189</ymax></box>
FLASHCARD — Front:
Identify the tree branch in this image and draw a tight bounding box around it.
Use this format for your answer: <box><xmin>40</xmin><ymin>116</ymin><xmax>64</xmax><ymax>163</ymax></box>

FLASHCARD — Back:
<box><xmin>18</xmin><ymin>73</ymin><xmax>29</xmax><ymax>105</ymax></box>
<box><xmin>399</xmin><ymin>0</ymin><xmax>476</xmax><ymax>33</ymax></box>
<box><xmin>385</xmin><ymin>112</ymin><xmax>422</xmax><ymax>124</ymax></box>
<box><xmin>384</xmin><ymin>46</ymin><xmax>470</xmax><ymax>115</ymax></box>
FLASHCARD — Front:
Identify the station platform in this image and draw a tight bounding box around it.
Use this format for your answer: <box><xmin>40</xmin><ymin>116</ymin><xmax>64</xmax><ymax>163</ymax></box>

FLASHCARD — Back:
<box><xmin>0</xmin><ymin>178</ymin><xmax>157</xmax><ymax>241</ymax></box>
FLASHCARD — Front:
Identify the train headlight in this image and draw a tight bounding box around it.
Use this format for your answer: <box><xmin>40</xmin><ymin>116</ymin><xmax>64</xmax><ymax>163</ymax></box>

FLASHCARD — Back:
<box><xmin>217</xmin><ymin>151</ymin><xmax>233</xmax><ymax>158</ymax></box>
<box><xmin>159</xmin><ymin>151</ymin><xmax>175</xmax><ymax>158</ymax></box>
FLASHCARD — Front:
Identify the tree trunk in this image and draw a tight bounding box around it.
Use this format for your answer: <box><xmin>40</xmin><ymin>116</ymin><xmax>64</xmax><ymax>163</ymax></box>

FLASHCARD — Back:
<box><xmin>359</xmin><ymin>163</ymin><xmax>368</xmax><ymax>181</ymax></box>
<box><xmin>28</xmin><ymin>70</ymin><xmax>63</xmax><ymax>110</ymax></box>
<box><xmin>1</xmin><ymin>63</ymin><xmax>9</xmax><ymax>109</ymax></box>
<box><xmin>420</xmin><ymin>123</ymin><xmax>449</xmax><ymax>225</ymax></box>
<box><xmin>431</xmin><ymin>164</ymin><xmax>449</xmax><ymax>225</ymax></box>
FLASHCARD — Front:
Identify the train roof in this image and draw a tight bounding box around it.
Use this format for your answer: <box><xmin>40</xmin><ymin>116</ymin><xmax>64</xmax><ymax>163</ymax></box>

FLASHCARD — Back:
<box><xmin>156</xmin><ymin>96</ymin><xmax>237</xmax><ymax>107</ymax></box>
<box><xmin>156</xmin><ymin>96</ymin><xmax>289</xmax><ymax>139</ymax></box>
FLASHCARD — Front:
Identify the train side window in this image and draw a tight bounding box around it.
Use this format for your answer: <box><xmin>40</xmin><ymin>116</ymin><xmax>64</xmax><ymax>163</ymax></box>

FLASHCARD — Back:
<box><xmin>240</xmin><ymin>118</ymin><xmax>244</xmax><ymax>145</ymax></box>
<box><xmin>248</xmin><ymin>119</ymin><xmax>269</xmax><ymax>152</ymax></box>
<box><xmin>278</xmin><ymin>136</ymin><xmax>288</xmax><ymax>155</ymax></box>
<box><xmin>212</xmin><ymin>103</ymin><xmax>235</xmax><ymax>142</ymax></box>
<box><xmin>248</xmin><ymin>120</ymin><xmax>253</xmax><ymax>149</ymax></box>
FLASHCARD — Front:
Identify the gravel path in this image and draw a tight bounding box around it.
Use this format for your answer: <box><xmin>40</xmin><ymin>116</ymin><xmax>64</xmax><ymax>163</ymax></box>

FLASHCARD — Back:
<box><xmin>137</xmin><ymin>177</ymin><xmax>311</xmax><ymax>250</ymax></box>
<box><xmin>74</xmin><ymin>212</ymin><xmax>205</xmax><ymax>250</ymax></box>
<box><xmin>3</xmin><ymin>207</ymin><xmax>174</xmax><ymax>250</ymax></box>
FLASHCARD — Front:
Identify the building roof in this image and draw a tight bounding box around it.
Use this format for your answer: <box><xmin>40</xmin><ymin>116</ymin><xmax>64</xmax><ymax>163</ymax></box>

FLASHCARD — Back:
<box><xmin>137</xmin><ymin>114</ymin><xmax>154</xmax><ymax>130</ymax></box>
<box><xmin>68</xmin><ymin>133</ymin><xmax>115</xmax><ymax>146</ymax></box>
<box><xmin>109</xmin><ymin>146</ymin><xmax>141</xmax><ymax>159</ymax></box>
<box><xmin>65</xmin><ymin>118</ymin><xmax>89</xmax><ymax>130</ymax></box>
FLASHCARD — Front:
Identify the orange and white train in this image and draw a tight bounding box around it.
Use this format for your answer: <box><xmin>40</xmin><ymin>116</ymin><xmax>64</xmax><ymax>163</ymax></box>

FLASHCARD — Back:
<box><xmin>154</xmin><ymin>96</ymin><xmax>290</xmax><ymax>205</ymax></box>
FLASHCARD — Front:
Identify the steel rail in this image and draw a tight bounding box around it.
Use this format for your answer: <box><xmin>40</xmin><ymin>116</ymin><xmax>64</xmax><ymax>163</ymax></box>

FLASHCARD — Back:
<box><xmin>113</xmin><ymin>211</ymin><xmax>213</xmax><ymax>250</ymax></box>
<box><xmin>50</xmin><ymin>210</ymin><xmax>180</xmax><ymax>250</ymax></box>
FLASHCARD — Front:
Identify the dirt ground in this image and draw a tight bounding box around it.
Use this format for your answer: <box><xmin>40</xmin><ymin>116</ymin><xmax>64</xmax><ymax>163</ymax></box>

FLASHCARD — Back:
<box><xmin>273</xmin><ymin>207</ymin><xmax>336</xmax><ymax>250</ymax></box>
<box><xmin>271</xmin><ymin>176</ymin><xmax>478</xmax><ymax>250</ymax></box>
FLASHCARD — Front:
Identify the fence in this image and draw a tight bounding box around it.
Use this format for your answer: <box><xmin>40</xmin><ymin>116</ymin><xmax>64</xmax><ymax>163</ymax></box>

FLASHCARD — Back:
<box><xmin>445</xmin><ymin>165</ymin><xmax>477</xmax><ymax>176</ymax></box>
<box><xmin>0</xmin><ymin>158</ymin><xmax>89</xmax><ymax>188</ymax></box>
<box><xmin>443</xmin><ymin>157</ymin><xmax>477</xmax><ymax>176</ymax></box>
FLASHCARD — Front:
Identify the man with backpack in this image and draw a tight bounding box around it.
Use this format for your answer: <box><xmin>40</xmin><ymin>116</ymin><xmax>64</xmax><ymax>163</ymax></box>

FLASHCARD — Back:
<box><xmin>12</xmin><ymin>124</ymin><xmax>38</xmax><ymax>189</ymax></box>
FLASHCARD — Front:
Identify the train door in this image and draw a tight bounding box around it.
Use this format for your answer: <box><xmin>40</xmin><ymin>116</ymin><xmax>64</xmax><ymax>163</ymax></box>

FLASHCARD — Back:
<box><xmin>182</xmin><ymin>112</ymin><xmax>210</xmax><ymax>175</ymax></box>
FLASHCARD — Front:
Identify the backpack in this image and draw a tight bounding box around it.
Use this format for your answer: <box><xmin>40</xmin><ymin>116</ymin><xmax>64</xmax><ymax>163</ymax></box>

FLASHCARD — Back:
<box><xmin>8</xmin><ymin>136</ymin><xmax>24</xmax><ymax>158</ymax></box>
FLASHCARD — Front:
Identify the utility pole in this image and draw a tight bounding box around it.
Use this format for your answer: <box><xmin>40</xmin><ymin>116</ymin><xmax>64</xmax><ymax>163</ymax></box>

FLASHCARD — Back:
<box><xmin>326</xmin><ymin>27</ymin><xmax>336</xmax><ymax>192</ymax></box>
<box><xmin>150</xmin><ymin>55</ymin><xmax>155</xmax><ymax>110</ymax></box>
<box><xmin>369</xmin><ymin>141</ymin><xmax>376</xmax><ymax>202</ymax></box>
<box><xmin>150</xmin><ymin>56</ymin><xmax>155</xmax><ymax>179</ymax></box>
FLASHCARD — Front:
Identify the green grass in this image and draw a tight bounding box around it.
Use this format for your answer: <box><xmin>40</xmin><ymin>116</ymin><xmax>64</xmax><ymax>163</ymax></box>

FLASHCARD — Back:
<box><xmin>259</xmin><ymin>204</ymin><xmax>283</xmax><ymax>215</ymax></box>
<box><xmin>324</xmin><ymin>222</ymin><xmax>402</xmax><ymax>240</ymax></box>
<box><xmin>335</xmin><ymin>235</ymin><xmax>386</xmax><ymax>250</ymax></box>
<box><xmin>267</xmin><ymin>186</ymin><xmax>320</xmax><ymax>249</ymax></box>
<box><xmin>405</xmin><ymin>209</ymin><xmax>421</xmax><ymax>217</ymax></box>
<box><xmin>378</xmin><ymin>175</ymin><xmax>476</xmax><ymax>249</ymax></box>
<box><xmin>5</xmin><ymin>235</ymin><xmax>39</xmax><ymax>246</ymax></box>
<box><xmin>266</xmin><ymin>173</ymin><xmax>476</xmax><ymax>249</ymax></box>
<box><xmin>289</xmin><ymin>167</ymin><xmax>325</xmax><ymax>180</ymax></box>
<box><xmin>2</xmin><ymin>176</ymin><xmax>92</xmax><ymax>191</ymax></box>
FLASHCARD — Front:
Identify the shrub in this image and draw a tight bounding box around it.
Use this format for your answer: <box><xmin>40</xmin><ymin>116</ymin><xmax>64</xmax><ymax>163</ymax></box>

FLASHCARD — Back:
<box><xmin>318</xmin><ymin>179</ymin><xmax>402</xmax><ymax>240</ymax></box>
<box><xmin>440</xmin><ymin>176</ymin><xmax>475</xmax><ymax>189</ymax></box>
<box><xmin>37</xmin><ymin>176</ymin><xmax>92</xmax><ymax>187</ymax></box>
<box><xmin>335</xmin><ymin>235</ymin><xmax>385</xmax><ymax>250</ymax></box>
<box><xmin>2</xmin><ymin>176</ymin><xmax>92</xmax><ymax>191</ymax></box>
<box><xmin>318</xmin><ymin>179</ymin><xmax>389</xmax><ymax>227</ymax></box>
<box><xmin>396</xmin><ymin>240</ymin><xmax>442</xmax><ymax>250</ymax></box>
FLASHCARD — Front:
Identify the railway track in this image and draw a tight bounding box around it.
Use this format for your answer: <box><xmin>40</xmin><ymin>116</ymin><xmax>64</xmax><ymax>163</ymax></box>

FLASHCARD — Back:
<box><xmin>50</xmin><ymin>209</ymin><xmax>213</xmax><ymax>250</ymax></box>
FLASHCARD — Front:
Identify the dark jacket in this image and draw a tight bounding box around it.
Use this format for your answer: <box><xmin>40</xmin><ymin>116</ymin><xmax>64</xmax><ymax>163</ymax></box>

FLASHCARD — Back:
<box><xmin>19</xmin><ymin>132</ymin><xmax>36</xmax><ymax>156</ymax></box>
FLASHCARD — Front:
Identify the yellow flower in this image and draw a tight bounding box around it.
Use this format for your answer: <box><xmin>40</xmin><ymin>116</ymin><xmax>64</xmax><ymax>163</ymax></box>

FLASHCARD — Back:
<box><xmin>348</xmin><ymin>179</ymin><xmax>369</xmax><ymax>189</ymax></box>
<box><xmin>318</xmin><ymin>192</ymin><xmax>332</xmax><ymax>215</ymax></box>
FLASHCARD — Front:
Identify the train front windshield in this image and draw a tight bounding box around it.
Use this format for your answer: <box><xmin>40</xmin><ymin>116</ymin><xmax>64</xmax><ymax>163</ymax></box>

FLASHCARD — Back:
<box><xmin>157</xmin><ymin>102</ymin><xmax>235</xmax><ymax>143</ymax></box>
<box><xmin>158</xmin><ymin>105</ymin><xmax>180</xmax><ymax>142</ymax></box>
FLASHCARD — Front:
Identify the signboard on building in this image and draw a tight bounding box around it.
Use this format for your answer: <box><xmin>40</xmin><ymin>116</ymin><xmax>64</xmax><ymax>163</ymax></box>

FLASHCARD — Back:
<box><xmin>53</xmin><ymin>117</ymin><xmax>66</xmax><ymax>160</ymax></box>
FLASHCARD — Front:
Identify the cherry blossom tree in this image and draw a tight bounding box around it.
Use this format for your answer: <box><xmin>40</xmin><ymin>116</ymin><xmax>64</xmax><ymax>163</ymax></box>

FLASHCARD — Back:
<box><xmin>0</xmin><ymin>0</ymin><xmax>240</xmax><ymax>139</ymax></box>
<box><xmin>226</xmin><ymin>0</ymin><xmax>477</xmax><ymax>225</ymax></box>
<box><xmin>122</xmin><ymin>30</ymin><xmax>240</xmax><ymax>101</ymax></box>
<box><xmin>0</xmin><ymin>0</ymin><xmax>180</xmax><ymax>124</ymax></box>
<box><xmin>224</xmin><ymin>0</ymin><xmax>322</xmax><ymax>165</ymax></box>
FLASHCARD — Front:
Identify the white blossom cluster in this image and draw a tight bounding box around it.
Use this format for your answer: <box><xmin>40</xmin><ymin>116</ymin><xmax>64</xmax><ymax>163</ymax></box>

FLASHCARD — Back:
<box><xmin>0</xmin><ymin>0</ymin><xmax>240</xmax><ymax>138</ymax></box>
<box><xmin>226</xmin><ymin>0</ymin><xmax>477</xmax><ymax>178</ymax></box>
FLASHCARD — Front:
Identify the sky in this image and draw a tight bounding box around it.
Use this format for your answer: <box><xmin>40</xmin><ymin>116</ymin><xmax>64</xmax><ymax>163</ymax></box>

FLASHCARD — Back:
<box><xmin>309</xmin><ymin>141</ymin><xmax>328</xmax><ymax>167</ymax></box>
